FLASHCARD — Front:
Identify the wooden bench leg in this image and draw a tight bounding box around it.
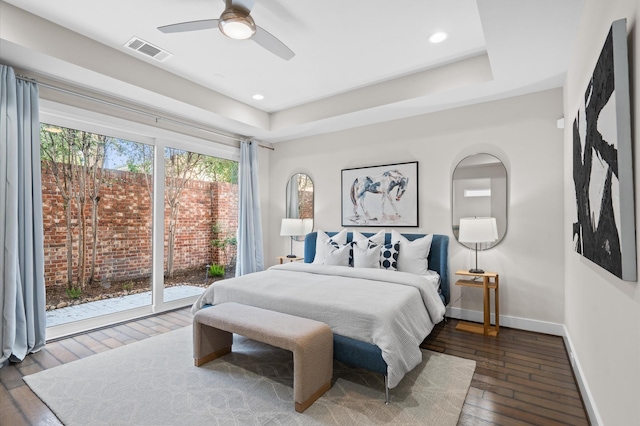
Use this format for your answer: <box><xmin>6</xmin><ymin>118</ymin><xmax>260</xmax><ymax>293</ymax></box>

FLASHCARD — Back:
<box><xmin>295</xmin><ymin>381</ymin><xmax>331</xmax><ymax>413</ymax></box>
<box><xmin>292</xmin><ymin>327</ymin><xmax>333</xmax><ymax>413</ymax></box>
<box><xmin>193</xmin><ymin>321</ymin><xmax>233</xmax><ymax>367</ymax></box>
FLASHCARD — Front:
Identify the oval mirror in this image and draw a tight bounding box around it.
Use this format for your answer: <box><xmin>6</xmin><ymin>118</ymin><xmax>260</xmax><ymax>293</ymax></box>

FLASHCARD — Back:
<box><xmin>452</xmin><ymin>154</ymin><xmax>507</xmax><ymax>249</ymax></box>
<box><xmin>286</xmin><ymin>173</ymin><xmax>314</xmax><ymax>241</ymax></box>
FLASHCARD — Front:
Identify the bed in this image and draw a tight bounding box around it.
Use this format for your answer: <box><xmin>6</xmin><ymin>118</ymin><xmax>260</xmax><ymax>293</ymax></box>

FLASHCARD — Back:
<box><xmin>192</xmin><ymin>231</ymin><xmax>449</xmax><ymax>399</ymax></box>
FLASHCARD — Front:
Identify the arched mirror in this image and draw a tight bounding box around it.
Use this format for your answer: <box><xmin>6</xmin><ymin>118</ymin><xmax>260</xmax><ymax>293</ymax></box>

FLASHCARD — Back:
<box><xmin>452</xmin><ymin>154</ymin><xmax>507</xmax><ymax>249</ymax></box>
<box><xmin>286</xmin><ymin>173</ymin><xmax>314</xmax><ymax>241</ymax></box>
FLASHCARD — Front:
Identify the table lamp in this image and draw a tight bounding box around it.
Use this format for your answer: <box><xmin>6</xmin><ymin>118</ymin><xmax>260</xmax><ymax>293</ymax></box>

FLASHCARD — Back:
<box><xmin>280</xmin><ymin>218</ymin><xmax>305</xmax><ymax>258</ymax></box>
<box><xmin>458</xmin><ymin>217</ymin><xmax>498</xmax><ymax>274</ymax></box>
<box><xmin>301</xmin><ymin>218</ymin><xmax>313</xmax><ymax>235</ymax></box>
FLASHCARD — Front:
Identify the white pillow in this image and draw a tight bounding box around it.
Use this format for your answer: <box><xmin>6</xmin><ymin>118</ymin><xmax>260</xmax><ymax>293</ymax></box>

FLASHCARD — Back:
<box><xmin>352</xmin><ymin>241</ymin><xmax>381</xmax><ymax>269</ymax></box>
<box><xmin>351</xmin><ymin>229</ymin><xmax>385</xmax><ymax>246</ymax></box>
<box><xmin>313</xmin><ymin>230</ymin><xmax>347</xmax><ymax>264</ymax></box>
<box><xmin>391</xmin><ymin>230</ymin><xmax>433</xmax><ymax>275</ymax></box>
<box><xmin>324</xmin><ymin>242</ymin><xmax>351</xmax><ymax>266</ymax></box>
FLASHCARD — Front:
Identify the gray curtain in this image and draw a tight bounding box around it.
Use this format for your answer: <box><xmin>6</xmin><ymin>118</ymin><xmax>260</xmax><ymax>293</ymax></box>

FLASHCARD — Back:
<box><xmin>0</xmin><ymin>65</ymin><xmax>46</xmax><ymax>367</ymax></box>
<box><xmin>235</xmin><ymin>140</ymin><xmax>264</xmax><ymax>276</ymax></box>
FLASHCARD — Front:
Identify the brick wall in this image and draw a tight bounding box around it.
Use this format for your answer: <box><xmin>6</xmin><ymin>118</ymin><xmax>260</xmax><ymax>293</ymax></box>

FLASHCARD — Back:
<box><xmin>211</xmin><ymin>182</ymin><xmax>239</xmax><ymax>266</ymax></box>
<box><xmin>41</xmin><ymin>164</ymin><xmax>238</xmax><ymax>287</ymax></box>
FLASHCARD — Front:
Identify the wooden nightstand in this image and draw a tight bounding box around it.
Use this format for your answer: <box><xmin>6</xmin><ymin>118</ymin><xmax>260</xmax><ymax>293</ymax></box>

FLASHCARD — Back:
<box><xmin>455</xmin><ymin>270</ymin><xmax>499</xmax><ymax>336</ymax></box>
<box><xmin>277</xmin><ymin>256</ymin><xmax>304</xmax><ymax>264</ymax></box>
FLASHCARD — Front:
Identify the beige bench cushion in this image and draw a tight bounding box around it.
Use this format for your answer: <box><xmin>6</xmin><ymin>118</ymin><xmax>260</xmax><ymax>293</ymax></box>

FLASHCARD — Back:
<box><xmin>193</xmin><ymin>302</ymin><xmax>333</xmax><ymax>412</ymax></box>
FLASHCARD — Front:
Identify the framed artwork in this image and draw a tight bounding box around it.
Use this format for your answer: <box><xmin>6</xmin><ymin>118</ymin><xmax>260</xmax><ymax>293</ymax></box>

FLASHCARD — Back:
<box><xmin>572</xmin><ymin>18</ymin><xmax>637</xmax><ymax>281</ymax></box>
<box><xmin>341</xmin><ymin>161</ymin><xmax>418</xmax><ymax>227</ymax></box>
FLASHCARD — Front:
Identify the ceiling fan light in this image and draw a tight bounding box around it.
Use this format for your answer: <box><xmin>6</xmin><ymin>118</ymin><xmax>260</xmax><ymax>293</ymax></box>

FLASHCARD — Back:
<box><xmin>219</xmin><ymin>9</ymin><xmax>256</xmax><ymax>40</ymax></box>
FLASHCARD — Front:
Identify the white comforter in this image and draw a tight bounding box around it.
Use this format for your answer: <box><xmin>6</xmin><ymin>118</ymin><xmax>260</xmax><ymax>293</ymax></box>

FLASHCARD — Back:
<box><xmin>192</xmin><ymin>262</ymin><xmax>446</xmax><ymax>388</ymax></box>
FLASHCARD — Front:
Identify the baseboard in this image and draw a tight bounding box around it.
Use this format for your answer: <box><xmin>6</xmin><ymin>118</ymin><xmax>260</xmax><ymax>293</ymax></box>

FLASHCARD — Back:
<box><xmin>446</xmin><ymin>307</ymin><xmax>565</xmax><ymax>336</ymax></box>
<box><xmin>562</xmin><ymin>326</ymin><xmax>602</xmax><ymax>426</ymax></box>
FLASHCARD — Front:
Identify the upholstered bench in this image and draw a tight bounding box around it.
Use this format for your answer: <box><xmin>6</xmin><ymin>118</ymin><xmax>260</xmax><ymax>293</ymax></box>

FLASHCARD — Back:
<box><xmin>193</xmin><ymin>302</ymin><xmax>333</xmax><ymax>413</ymax></box>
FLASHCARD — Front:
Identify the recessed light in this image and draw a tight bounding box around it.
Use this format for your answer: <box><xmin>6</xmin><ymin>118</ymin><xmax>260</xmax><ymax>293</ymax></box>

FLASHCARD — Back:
<box><xmin>428</xmin><ymin>31</ymin><xmax>448</xmax><ymax>44</ymax></box>
<box><xmin>252</xmin><ymin>94</ymin><xmax>264</xmax><ymax>100</ymax></box>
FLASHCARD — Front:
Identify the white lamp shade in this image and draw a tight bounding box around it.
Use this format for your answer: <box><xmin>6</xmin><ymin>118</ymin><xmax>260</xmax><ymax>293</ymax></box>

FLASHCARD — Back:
<box><xmin>280</xmin><ymin>218</ymin><xmax>305</xmax><ymax>236</ymax></box>
<box><xmin>458</xmin><ymin>217</ymin><xmax>498</xmax><ymax>243</ymax></box>
<box><xmin>302</xmin><ymin>218</ymin><xmax>313</xmax><ymax>234</ymax></box>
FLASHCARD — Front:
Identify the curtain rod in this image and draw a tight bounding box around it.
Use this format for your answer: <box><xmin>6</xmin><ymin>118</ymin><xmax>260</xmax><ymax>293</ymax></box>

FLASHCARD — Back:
<box><xmin>16</xmin><ymin>75</ymin><xmax>275</xmax><ymax>151</ymax></box>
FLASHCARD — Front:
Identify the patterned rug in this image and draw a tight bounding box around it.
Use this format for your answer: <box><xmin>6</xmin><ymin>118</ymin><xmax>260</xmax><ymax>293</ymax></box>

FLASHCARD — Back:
<box><xmin>24</xmin><ymin>326</ymin><xmax>475</xmax><ymax>425</ymax></box>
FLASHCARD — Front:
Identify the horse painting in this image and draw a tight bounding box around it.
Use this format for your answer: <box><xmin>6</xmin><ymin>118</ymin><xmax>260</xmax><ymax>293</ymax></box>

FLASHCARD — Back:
<box><xmin>350</xmin><ymin>169</ymin><xmax>409</xmax><ymax>223</ymax></box>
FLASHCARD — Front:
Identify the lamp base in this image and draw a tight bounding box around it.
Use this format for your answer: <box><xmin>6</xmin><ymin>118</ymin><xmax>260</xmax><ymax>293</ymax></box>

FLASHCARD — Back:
<box><xmin>468</xmin><ymin>268</ymin><xmax>485</xmax><ymax>274</ymax></box>
<box><xmin>286</xmin><ymin>254</ymin><xmax>297</xmax><ymax>258</ymax></box>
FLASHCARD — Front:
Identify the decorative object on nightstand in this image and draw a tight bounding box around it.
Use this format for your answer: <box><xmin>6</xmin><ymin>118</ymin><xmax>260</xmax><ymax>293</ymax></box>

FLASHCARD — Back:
<box><xmin>458</xmin><ymin>217</ymin><xmax>498</xmax><ymax>273</ymax></box>
<box><xmin>455</xmin><ymin>270</ymin><xmax>499</xmax><ymax>336</ymax></box>
<box><xmin>280</xmin><ymin>218</ymin><xmax>310</xmax><ymax>258</ymax></box>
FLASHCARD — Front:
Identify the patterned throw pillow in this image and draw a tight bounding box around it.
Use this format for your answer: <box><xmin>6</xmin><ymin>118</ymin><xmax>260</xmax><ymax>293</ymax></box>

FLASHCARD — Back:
<box><xmin>380</xmin><ymin>241</ymin><xmax>400</xmax><ymax>271</ymax></box>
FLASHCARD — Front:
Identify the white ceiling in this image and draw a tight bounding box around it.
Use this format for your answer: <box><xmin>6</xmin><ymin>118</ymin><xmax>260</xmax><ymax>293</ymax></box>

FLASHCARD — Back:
<box><xmin>0</xmin><ymin>0</ymin><xmax>583</xmax><ymax>143</ymax></box>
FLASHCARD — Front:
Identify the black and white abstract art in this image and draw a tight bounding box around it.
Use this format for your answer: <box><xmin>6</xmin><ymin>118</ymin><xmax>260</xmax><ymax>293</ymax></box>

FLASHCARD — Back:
<box><xmin>572</xmin><ymin>19</ymin><xmax>636</xmax><ymax>281</ymax></box>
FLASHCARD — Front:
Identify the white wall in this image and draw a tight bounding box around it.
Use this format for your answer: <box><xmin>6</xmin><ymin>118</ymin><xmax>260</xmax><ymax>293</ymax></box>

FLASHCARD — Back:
<box><xmin>563</xmin><ymin>0</ymin><xmax>640</xmax><ymax>424</ymax></box>
<box><xmin>257</xmin><ymin>144</ymin><xmax>271</xmax><ymax>266</ymax></box>
<box><xmin>268</xmin><ymin>88</ymin><xmax>565</xmax><ymax>326</ymax></box>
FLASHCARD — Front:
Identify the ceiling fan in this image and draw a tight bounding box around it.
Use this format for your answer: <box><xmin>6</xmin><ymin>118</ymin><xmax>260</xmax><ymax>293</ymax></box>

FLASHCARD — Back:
<box><xmin>157</xmin><ymin>0</ymin><xmax>295</xmax><ymax>61</ymax></box>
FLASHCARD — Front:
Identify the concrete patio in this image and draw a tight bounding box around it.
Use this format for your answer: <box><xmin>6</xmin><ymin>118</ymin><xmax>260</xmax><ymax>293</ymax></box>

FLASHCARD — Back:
<box><xmin>46</xmin><ymin>285</ymin><xmax>204</xmax><ymax>327</ymax></box>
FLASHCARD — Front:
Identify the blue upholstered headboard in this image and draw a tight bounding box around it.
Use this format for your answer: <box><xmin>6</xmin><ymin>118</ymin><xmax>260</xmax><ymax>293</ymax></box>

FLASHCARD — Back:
<box><xmin>304</xmin><ymin>232</ymin><xmax>450</xmax><ymax>305</ymax></box>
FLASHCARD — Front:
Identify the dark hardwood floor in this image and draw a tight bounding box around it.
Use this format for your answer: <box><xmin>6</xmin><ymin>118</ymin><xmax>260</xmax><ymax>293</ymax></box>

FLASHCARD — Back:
<box><xmin>1</xmin><ymin>311</ymin><xmax>589</xmax><ymax>425</ymax></box>
<box><xmin>422</xmin><ymin>319</ymin><xmax>590</xmax><ymax>425</ymax></box>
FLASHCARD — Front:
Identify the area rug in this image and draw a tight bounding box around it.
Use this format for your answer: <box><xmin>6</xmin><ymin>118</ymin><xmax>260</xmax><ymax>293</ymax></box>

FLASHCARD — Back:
<box><xmin>24</xmin><ymin>326</ymin><xmax>475</xmax><ymax>425</ymax></box>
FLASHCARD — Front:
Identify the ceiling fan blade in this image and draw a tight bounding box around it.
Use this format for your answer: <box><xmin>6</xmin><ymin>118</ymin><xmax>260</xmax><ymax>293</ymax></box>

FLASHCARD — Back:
<box><xmin>252</xmin><ymin>26</ymin><xmax>295</xmax><ymax>61</ymax></box>
<box><xmin>158</xmin><ymin>19</ymin><xmax>220</xmax><ymax>34</ymax></box>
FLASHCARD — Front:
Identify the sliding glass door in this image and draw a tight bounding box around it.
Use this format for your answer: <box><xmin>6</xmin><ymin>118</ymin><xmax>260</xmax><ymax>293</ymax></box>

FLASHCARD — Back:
<box><xmin>41</xmin><ymin>123</ymin><xmax>154</xmax><ymax>329</ymax></box>
<box><xmin>161</xmin><ymin>146</ymin><xmax>238</xmax><ymax>305</ymax></box>
<box><xmin>40</xmin><ymin>107</ymin><xmax>239</xmax><ymax>339</ymax></box>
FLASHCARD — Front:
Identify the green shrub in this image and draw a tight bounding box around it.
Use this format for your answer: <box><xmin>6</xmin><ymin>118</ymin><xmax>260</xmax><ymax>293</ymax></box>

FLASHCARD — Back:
<box><xmin>211</xmin><ymin>222</ymin><xmax>237</xmax><ymax>267</ymax></box>
<box><xmin>208</xmin><ymin>264</ymin><xmax>225</xmax><ymax>277</ymax></box>
<box><xmin>65</xmin><ymin>287</ymin><xmax>82</xmax><ymax>299</ymax></box>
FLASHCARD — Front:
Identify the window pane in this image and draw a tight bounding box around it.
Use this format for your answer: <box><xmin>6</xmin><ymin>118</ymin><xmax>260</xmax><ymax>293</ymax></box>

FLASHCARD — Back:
<box><xmin>41</xmin><ymin>123</ymin><xmax>154</xmax><ymax>326</ymax></box>
<box><xmin>163</xmin><ymin>147</ymin><xmax>238</xmax><ymax>302</ymax></box>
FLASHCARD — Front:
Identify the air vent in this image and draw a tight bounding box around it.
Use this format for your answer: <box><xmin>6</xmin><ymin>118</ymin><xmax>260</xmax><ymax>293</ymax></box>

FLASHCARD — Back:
<box><xmin>124</xmin><ymin>37</ymin><xmax>172</xmax><ymax>62</ymax></box>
